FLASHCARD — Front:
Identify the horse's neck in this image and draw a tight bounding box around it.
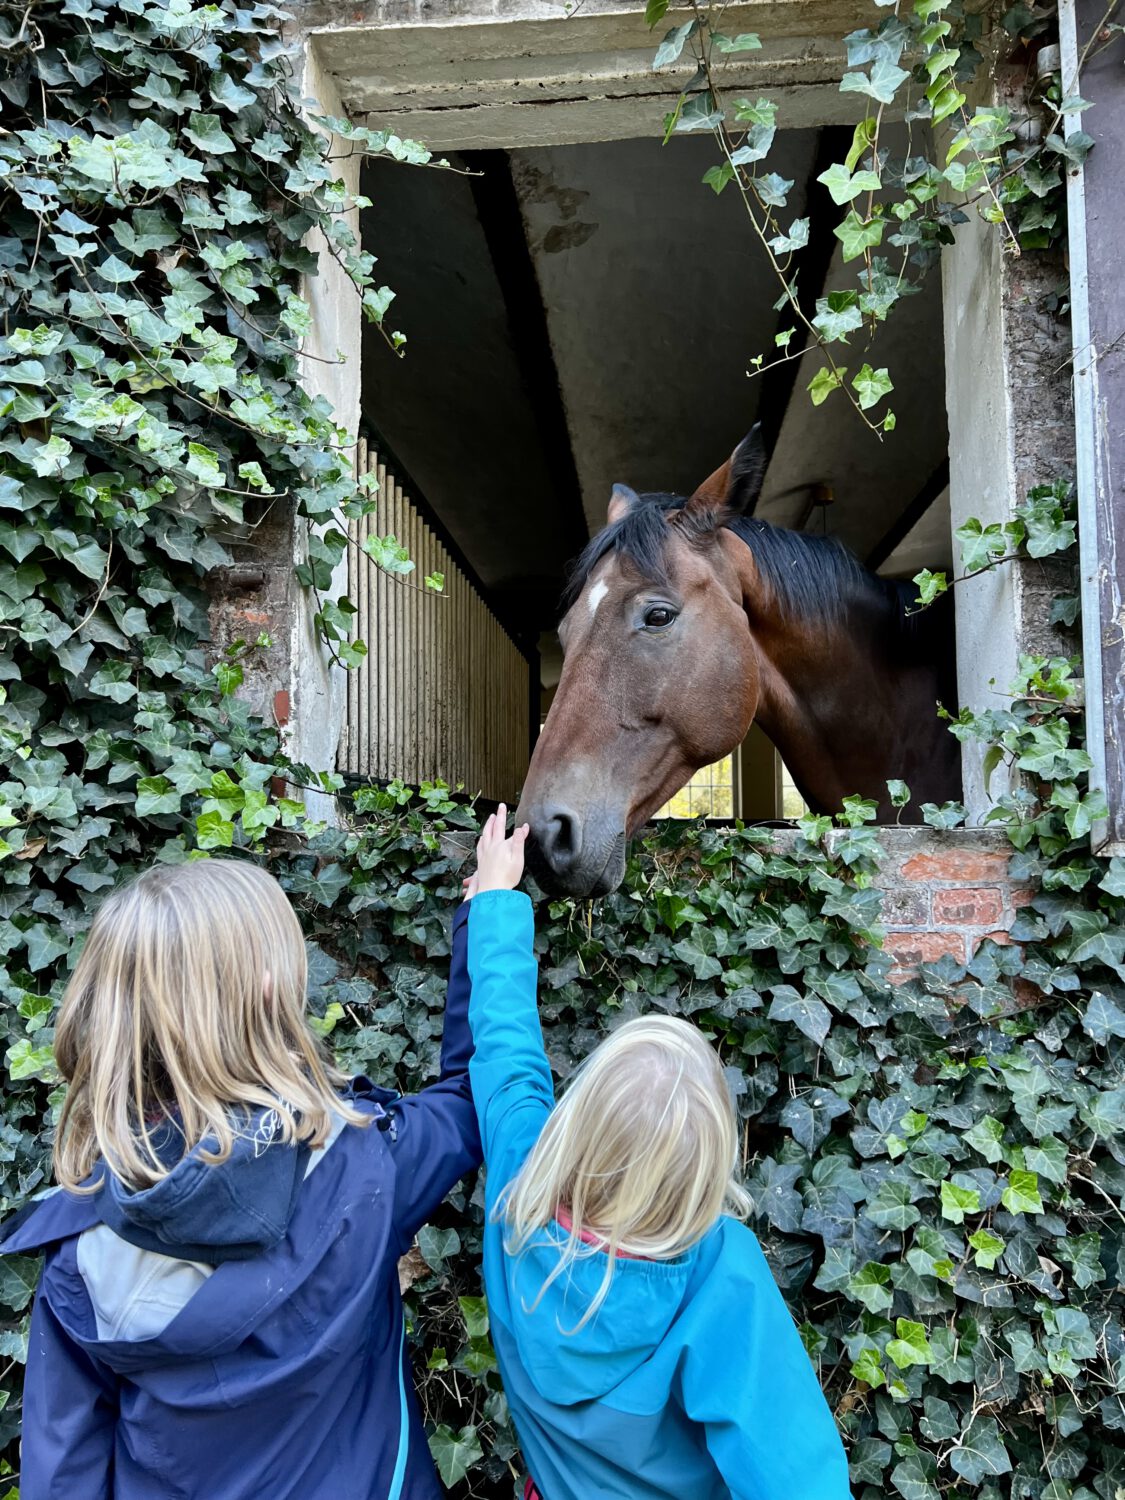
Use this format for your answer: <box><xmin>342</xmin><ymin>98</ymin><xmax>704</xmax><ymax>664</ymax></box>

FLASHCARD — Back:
<box><xmin>731</xmin><ymin>549</ymin><xmax>954</xmax><ymax>811</ymax></box>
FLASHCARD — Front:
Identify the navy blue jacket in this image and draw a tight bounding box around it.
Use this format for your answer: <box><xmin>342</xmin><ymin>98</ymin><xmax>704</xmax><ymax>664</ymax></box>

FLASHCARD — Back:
<box><xmin>0</xmin><ymin>903</ymin><xmax>480</xmax><ymax>1500</ymax></box>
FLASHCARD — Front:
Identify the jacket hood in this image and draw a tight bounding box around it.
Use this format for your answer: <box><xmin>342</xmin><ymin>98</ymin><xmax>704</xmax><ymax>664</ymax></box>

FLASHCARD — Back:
<box><xmin>100</xmin><ymin>1107</ymin><xmax>310</xmax><ymax>1265</ymax></box>
<box><xmin>505</xmin><ymin>1222</ymin><xmax>697</xmax><ymax>1405</ymax></box>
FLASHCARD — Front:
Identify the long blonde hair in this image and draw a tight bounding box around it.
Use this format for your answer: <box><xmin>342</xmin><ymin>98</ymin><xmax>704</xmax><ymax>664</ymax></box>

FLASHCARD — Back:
<box><xmin>54</xmin><ymin>858</ymin><xmax>364</xmax><ymax>1192</ymax></box>
<box><xmin>502</xmin><ymin>1015</ymin><xmax>751</xmax><ymax>1325</ymax></box>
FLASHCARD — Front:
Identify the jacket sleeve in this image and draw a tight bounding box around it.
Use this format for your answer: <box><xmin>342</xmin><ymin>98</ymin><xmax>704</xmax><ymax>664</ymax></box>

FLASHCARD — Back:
<box><xmin>20</xmin><ymin>1271</ymin><xmax>118</xmax><ymax>1498</ymax></box>
<box><xmin>466</xmin><ymin>889</ymin><xmax>554</xmax><ymax>1204</ymax></box>
<box><xmin>679</xmin><ymin>1228</ymin><xmax>853</xmax><ymax>1500</ymax></box>
<box><xmin>386</xmin><ymin>901</ymin><xmax>483</xmax><ymax>1248</ymax></box>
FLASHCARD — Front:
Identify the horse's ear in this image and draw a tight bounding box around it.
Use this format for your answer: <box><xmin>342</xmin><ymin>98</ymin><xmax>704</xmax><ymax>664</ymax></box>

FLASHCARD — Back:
<box><xmin>687</xmin><ymin>424</ymin><xmax>768</xmax><ymax>521</ymax></box>
<box><xmin>607</xmin><ymin>483</ymin><xmax>639</xmax><ymax>527</ymax></box>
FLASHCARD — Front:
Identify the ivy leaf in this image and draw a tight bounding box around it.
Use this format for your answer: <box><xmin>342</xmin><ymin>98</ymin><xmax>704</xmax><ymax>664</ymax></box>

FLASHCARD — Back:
<box><xmin>0</xmin><ymin>1255</ymin><xmax>40</xmax><ymax>1312</ymax></box>
<box><xmin>780</xmin><ymin>1088</ymin><xmax>849</xmax><ymax>1151</ymax></box>
<box><xmin>852</xmin><ymin>363</ymin><xmax>893</xmax><ymax>410</ymax></box>
<box><xmin>817</xmin><ymin>162</ymin><xmax>883</xmax><ymax>204</ymax></box>
<box><xmin>949</xmin><ymin>1416</ymin><xmax>1012</xmax><ymax>1485</ymax></box>
<box><xmin>921</xmin><ymin>800</ymin><xmax>966</xmax><ymax>830</ymax></box>
<box><xmin>712</xmin><ymin>32</ymin><xmax>762</xmax><ymax>52</ymax></box>
<box><xmin>840</xmin><ymin>57</ymin><xmax>911</xmax><ymax>104</ymax></box>
<box><xmin>195</xmin><ymin>809</ymin><xmax>235</xmax><ymax>849</ymax></box>
<box><xmin>1001</xmin><ymin>1169</ymin><xmax>1044</xmax><ymax>1216</ymax></box>
<box><xmin>963</xmin><ymin>1114</ymin><xmax>1005</xmax><ymax>1163</ymax></box>
<box><xmin>417</xmin><ymin>1225</ymin><xmax>460</xmax><ymax>1271</ymax></box>
<box><xmin>768</xmin><ymin>218</ymin><xmax>810</xmax><ymax>255</ymax></box>
<box><xmin>186</xmin><ymin>442</ymin><xmax>225</xmax><ymax>487</ymax></box>
<box><xmin>31</xmin><ymin>435</ymin><xmax>73</xmax><ymax>478</ymax></box>
<box><xmin>835</xmin><ymin>209</ymin><xmax>885</xmax><ymax>261</ymax></box>
<box><xmin>968</xmin><ymin>1228</ymin><xmax>1005</xmax><ymax>1270</ymax></box>
<box><xmin>767</xmin><ymin>985</ymin><xmax>831</xmax><ymax>1045</ymax></box>
<box><xmin>751</xmin><ymin>1157</ymin><xmax>804</xmax><ymax>1232</ymax></box>
<box><xmin>812</xmin><ymin>294</ymin><xmax>863</xmax><ymax>342</ymax></box>
<box><xmin>428</xmin><ymin>1426</ymin><xmax>484</xmax><ymax>1489</ymax></box>
<box><xmin>851</xmin><ymin>1346</ymin><xmax>886</xmax><ymax>1388</ymax></box>
<box><xmin>808</xmin><ymin>366</ymin><xmax>846</xmax><ymax>406</ymax></box>
<box><xmin>209</xmin><ymin>71</ymin><xmax>257</xmax><ymax>112</ymax></box>
<box><xmin>940</xmin><ymin>1181</ymin><xmax>980</xmax><ymax>1223</ymax></box>
<box><xmin>1082</xmin><ymin>990</ymin><xmax>1125</xmax><ymax>1043</ymax></box>
<box><xmin>890</xmin><ymin>1452</ymin><xmax>940</xmax><ymax>1500</ymax></box>
<box><xmin>849</xmin><ymin>1261</ymin><xmax>893</xmax><ymax>1312</ymax></box>
<box><xmin>866</xmin><ymin>1179</ymin><xmax>921</xmax><ymax>1230</ymax></box>
<box><xmin>913</xmin><ymin>569</ymin><xmax>948</xmax><ymax>608</ymax></box>
<box><xmin>184</xmin><ymin>114</ymin><xmax>236</xmax><ymax>154</ymax></box>
<box><xmin>652</xmin><ymin>20</ymin><xmax>697</xmax><ymax>68</ymax></box>
<box><xmin>756</xmin><ymin>173</ymin><xmax>794</xmax><ymax>206</ymax></box>
<box><xmin>135</xmin><ymin>776</ymin><xmax>181</xmax><ymax>817</ymax></box>
<box><xmin>886</xmin><ymin>1318</ymin><xmax>934</xmax><ymax>1369</ymax></box>
<box><xmin>702</xmin><ymin>163</ymin><xmax>735</xmax><ymax>195</ymax></box>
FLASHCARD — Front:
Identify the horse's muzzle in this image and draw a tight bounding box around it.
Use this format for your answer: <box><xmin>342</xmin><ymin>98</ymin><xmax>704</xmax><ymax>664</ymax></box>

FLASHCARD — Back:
<box><xmin>520</xmin><ymin>804</ymin><xmax>627</xmax><ymax>899</ymax></box>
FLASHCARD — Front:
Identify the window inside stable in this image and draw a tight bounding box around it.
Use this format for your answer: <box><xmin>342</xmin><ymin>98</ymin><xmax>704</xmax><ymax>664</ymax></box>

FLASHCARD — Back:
<box><xmin>345</xmin><ymin>128</ymin><xmax>954</xmax><ymax>819</ymax></box>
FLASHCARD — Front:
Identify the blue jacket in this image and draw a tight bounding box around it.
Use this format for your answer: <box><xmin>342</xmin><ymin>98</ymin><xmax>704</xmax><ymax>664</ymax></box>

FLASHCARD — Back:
<box><xmin>0</xmin><ymin>903</ymin><xmax>481</xmax><ymax>1500</ymax></box>
<box><xmin>466</xmin><ymin>889</ymin><xmax>853</xmax><ymax>1500</ymax></box>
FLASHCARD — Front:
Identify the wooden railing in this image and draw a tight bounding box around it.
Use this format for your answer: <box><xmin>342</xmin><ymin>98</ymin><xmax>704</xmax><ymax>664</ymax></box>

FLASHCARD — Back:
<box><xmin>338</xmin><ymin>437</ymin><xmax>531</xmax><ymax>803</ymax></box>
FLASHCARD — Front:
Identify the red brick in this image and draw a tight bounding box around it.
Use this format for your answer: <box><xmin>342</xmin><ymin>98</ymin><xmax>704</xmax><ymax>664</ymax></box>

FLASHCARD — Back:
<box><xmin>901</xmin><ymin>850</ymin><xmax>1010</xmax><ymax>883</ymax></box>
<box><xmin>932</xmin><ymin>887</ymin><xmax>1004</xmax><ymax>927</ymax></box>
<box><xmin>883</xmin><ymin>931</ymin><xmax>966</xmax><ymax>967</ymax></box>
<box><xmin>1011</xmin><ymin>887</ymin><xmax>1035</xmax><ymax>908</ymax></box>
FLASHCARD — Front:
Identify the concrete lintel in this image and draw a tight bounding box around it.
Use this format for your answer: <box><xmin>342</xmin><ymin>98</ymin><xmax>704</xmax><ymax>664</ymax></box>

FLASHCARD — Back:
<box><xmin>301</xmin><ymin>0</ymin><xmax>876</xmax><ymax>145</ymax></box>
<box><xmin>341</xmin><ymin>82</ymin><xmax>862</xmax><ymax>150</ymax></box>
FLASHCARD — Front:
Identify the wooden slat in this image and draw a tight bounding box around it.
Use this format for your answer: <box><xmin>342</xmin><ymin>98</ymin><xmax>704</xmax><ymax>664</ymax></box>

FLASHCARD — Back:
<box><xmin>343</xmin><ymin>441</ymin><xmax>531</xmax><ymax>801</ymax></box>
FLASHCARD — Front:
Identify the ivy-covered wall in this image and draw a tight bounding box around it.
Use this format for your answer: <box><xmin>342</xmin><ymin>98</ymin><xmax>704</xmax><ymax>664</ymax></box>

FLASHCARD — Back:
<box><xmin>2</xmin><ymin>2</ymin><xmax>1124</xmax><ymax>1499</ymax></box>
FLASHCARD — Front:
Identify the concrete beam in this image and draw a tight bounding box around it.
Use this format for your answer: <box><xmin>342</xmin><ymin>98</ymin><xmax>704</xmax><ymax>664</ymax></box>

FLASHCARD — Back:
<box><xmin>298</xmin><ymin>0</ymin><xmax>878</xmax><ymax>148</ymax></box>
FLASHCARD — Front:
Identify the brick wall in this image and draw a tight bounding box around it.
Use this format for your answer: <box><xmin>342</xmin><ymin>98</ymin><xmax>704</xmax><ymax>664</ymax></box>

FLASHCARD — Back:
<box><xmin>769</xmin><ymin>828</ymin><xmax>1026</xmax><ymax>985</ymax></box>
<box><xmin>871</xmin><ymin>831</ymin><xmax>1029</xmax><ymax>983</ymax></box>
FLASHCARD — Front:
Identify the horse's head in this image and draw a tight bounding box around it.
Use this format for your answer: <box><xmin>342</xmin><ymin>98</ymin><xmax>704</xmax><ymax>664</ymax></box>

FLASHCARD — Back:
<box><xmin>517</xmin><ymin>428</ymin><xmax>766</xmax><ymax>898</ymax></box>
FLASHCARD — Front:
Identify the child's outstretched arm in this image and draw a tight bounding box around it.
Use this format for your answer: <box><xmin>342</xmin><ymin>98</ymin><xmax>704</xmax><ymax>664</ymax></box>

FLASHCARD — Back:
<box><xmin>385</xmin><ymin>895</ymin><xmax>482</xmax><ymax>1248</ymax></box>
<box><xmin>466</xmin><ymin>809</ymin><xmax>554</xmax><ymax>1197</ymax></box>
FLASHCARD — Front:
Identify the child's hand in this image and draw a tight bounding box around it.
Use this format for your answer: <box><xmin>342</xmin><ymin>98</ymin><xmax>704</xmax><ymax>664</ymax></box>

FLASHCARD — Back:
<box><xmin>472</xmin><ymin>804</ymin><xmax>529</xmax><ymax>894</ymax></box>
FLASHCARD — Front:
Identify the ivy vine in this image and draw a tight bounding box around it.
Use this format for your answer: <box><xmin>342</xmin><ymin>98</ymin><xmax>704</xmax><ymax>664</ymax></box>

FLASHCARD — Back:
<box><xmin>647</xmin><ymin>0</ymin><xmax>1093</xmax><ymax>433</ymax></box>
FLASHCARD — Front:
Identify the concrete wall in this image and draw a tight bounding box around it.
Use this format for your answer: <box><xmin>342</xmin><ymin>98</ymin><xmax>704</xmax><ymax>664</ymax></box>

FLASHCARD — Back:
<box><xmin>292</xmin><ymin>49</ymin><xmax>363</xmax><ymax>813</ymax></box>
<box><xmin>942</xmin><ymin>65</ymin><xmax>1076</xmax><ymax>821</ymax></box>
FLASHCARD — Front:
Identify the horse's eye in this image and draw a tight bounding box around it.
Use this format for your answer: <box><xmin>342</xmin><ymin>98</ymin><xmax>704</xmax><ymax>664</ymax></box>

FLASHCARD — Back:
<box><xmin>643</xmin><ymin>605</ymin><xmax>677</xmax><ymax>630</ymax></box>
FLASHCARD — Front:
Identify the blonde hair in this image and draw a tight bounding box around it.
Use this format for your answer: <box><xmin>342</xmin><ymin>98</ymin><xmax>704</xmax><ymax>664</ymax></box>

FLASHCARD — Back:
<box><xmin>54</xmin><ymin>858</ymin><xmax>364</xmax><ymax>1192</ymax></box>
<box><xmin>502</xmin><ymin>1015</ymin><xmax>751</xmax><ymax>1326</ymax></box>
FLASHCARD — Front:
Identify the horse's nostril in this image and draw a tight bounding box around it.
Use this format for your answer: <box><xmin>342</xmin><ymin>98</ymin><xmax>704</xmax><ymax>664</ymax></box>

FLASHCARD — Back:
<box><xmin>550</xmin><ymin>813</ymin><xmax>577</xmax><ymax>855</ymax></box>
<box><xmin>539</xmin><ymin>805</ymin><xmax>581</xmax><ymax>869</ymax></box>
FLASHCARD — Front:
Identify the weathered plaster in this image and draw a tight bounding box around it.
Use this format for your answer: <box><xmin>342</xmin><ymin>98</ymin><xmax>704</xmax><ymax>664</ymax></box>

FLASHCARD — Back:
<box><xmin>942</xmin><ymin>66</ymin><xmax>1075</xmax><ymax>822</ymax></box>
<box><xmin>290</xmin><ymin>47</ymin><xmax>363</xmax><ymax>812</ymax></box>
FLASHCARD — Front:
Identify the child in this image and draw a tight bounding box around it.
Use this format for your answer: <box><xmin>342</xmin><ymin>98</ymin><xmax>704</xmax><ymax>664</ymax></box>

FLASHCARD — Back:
<box><xmin>465</xmin><ymin>808</ymin><xmax>853</xmax><ymax>1500</ymax></box>
<box><xmin>0</xmin><ymin>858</ymin><xmax>481</xmax><ymax>1500</ymax></box>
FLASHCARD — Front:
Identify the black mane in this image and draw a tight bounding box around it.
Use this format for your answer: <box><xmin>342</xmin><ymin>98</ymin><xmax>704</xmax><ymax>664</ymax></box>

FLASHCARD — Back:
<box><xmin>563</xmin><ymin>491</ymin><xmax>915</xmax><ymax>631</ymax></box>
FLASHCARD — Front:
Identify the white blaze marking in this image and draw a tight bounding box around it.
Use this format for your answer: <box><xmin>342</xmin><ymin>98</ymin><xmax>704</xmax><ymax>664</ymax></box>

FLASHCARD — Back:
<box><xmin>587</xmin><ymin>578</ymin><xmax>609</xmax><ymax>618</ymax></box>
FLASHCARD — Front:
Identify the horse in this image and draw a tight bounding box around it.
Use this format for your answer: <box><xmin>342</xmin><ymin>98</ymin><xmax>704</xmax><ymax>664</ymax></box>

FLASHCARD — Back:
<box><xmin>516</xmin><ymin>426</ymin><xmax>960</xmax><ymax>898</ymax></box>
